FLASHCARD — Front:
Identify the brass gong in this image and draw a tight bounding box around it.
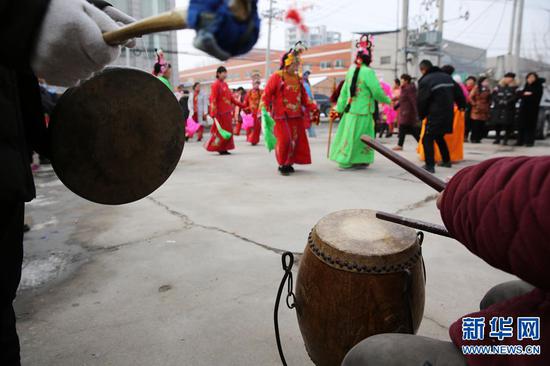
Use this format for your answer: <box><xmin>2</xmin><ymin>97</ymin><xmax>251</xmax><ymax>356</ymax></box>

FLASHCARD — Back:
<box><xmin>49</xmin><ymin>67</ymin><xmax>185</xmax><ymax>205</ymax></box>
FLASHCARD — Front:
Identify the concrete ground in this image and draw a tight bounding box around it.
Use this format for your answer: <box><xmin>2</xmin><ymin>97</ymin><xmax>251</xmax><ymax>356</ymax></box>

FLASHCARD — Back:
<box><xmin>17</xmin><ymin>125</ymin><xmax>549</xmax><ymax>365</ymax></box>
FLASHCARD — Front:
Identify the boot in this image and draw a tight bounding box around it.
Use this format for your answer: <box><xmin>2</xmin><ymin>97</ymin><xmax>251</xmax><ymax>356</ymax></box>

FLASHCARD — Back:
<box><xmin>422</xmin><ymin>164</ymin><xmax>435</xmax><ymax>173</ymax></box>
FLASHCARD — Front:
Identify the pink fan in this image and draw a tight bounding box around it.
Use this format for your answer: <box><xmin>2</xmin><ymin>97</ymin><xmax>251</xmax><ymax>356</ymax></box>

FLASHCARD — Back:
<box><xmin>241</xmin><ymin>112</ymin><xmax>255</xmax><ymax>130</ymax></box>
<box><xmin>186</xmin><ymin>116</ymin><xmax>201</xmax><ymax>136</ymax></box>
<box><xmin>380</xmin><ymin>81</ymin><xmax>397</xmax><ymax>125</ymax></box>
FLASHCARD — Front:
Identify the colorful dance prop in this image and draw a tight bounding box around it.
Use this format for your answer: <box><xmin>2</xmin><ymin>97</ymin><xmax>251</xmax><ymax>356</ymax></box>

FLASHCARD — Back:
<box><xmin>214</xmin><ymin>119</ymin><xmax>233</xmax><ymax>140</ymax></box>
<box><xmin>361</xmin><ymin>135</ymin><xmax>446</xmax><ymax>192</ymax></box>
<box><xmin>261</xmin><ymin>107</ymin><xmax>277</xmax><ymax>152</ymax></box>
<box><xmin>186</xmin><ymin>116</ymin><xmax>201</xmax><ymax>136</ymax></box>
<box><xmin>241</xmin><ymin>112</ymin><xmax>255</xmax><ymax>130</ymax></box>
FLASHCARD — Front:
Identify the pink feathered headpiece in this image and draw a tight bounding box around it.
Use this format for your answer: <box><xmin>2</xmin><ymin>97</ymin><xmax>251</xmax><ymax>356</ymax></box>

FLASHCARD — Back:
<box><xmin>153</xmin><ymin>48</ymin><xmax>168</xmax><ymax>76</ymax></box>
<box><xmin>355</xmin><ymin>34</ymin><xmax>374</xmax><ymax>61</ymax></box>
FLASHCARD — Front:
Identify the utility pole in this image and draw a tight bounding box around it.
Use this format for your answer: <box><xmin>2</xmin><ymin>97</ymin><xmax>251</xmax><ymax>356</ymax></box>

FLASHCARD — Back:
<box><xmin>400</xmin><ymin>0</ymin><xmax>410</xmax><ymax>74</ymax></box>
<box><xmin>437</xmin><ymin>0</ymin><xmax>445</xmax><ymax>66</ymax></box>
<box><xmin>264</xmin><ymin>0</ymin><xmax>274</xmax><ymax>82</ymax></box>
<box><xmin>508</xmin><ymin>0</ymin><xmax>517</xmax><ymax>72</ymax></box>
<box><xmin>513</xmin><ymin>0</ymin><xmax>524</xmax><ymax>77</ymax></box>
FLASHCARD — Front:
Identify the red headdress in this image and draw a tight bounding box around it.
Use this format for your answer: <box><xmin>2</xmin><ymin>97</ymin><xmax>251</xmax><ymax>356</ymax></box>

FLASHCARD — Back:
<box><xmin>280</xmin><ymin>41</ymin><xmax>308</xmax><ymax>70</ymax></box>
<box><xmin>355</xmin><ymin>34</ymin><xmax>374</xmax><ymax>64</ymax></box>
<box><xmin>153</xmin><ymin>48</ymin><xmax>168</xmax><ymax>76</ymax></box>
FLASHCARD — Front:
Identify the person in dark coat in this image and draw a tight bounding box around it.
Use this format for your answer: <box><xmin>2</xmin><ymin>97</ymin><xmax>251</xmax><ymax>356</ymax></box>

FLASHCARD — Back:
<box><xmin>516</xmin><ymin>72</ymin><xmax>545</xmax><ymax>147</ymax></box>
<box><xmin>469</xmin><ymin>76</ymin><xmax>492</xmax><ymax>143</ymax></box>
<box><xmin>491</xmin><ymin>72</ymin><xmax>518</xmax><ymax>145</ymax></box>
<box><xmin>417</xmin><ymin>60</ymin><xmax>466</xmax><ymax>173</ymax></box>
<box><xmin>343</xmin><ymin>156</ymin><xmax>550</xmax><ymax>366</ymax></box>
<box><xmin>392</xmin><ymin>74</ymin><xmax>419</xmax><ymax>150</ymax></box>
<box><xmin>0</xmin><ymin>1</ymin><xmax>135</xmax><ymax>365</ymax></box>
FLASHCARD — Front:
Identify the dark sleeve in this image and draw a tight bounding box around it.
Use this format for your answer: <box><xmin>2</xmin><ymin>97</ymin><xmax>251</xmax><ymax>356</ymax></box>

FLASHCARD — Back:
<box><xmin>534</xmin><ymin>84</ymin><xmax>544</xmax><ymax>105</ymax></box>
<box><xmin>408</xmin><ymin>86</ymin><xmax>418</xmax><ymax>116</ymax></box>
<box><xmin>453</xmin><ymin>81</ymin><xmax>466</xmax><ymax>110</ymax></box>
<box><xmin>416</xmin><ymin>80</ymin><xmax>430</xmax><ymax>120</ymax></box>
<box><xmin>0</xmin><ymin>0</ymin><xmax>51</xmax><ymax>68</ymax></box>
<box><xmin>440</xmin><ymin>156</ymin><xmax>550</xmax><ymax>290</ymax></box>
<box><xmin>18</xmin><ymin>70</ymin><xmax>50</xmax><ymax>158</ymax></box>
<box><xmin>179</xmin><ymin>97</ymin><xmax>190</xmax><ymax>119</ymax></box>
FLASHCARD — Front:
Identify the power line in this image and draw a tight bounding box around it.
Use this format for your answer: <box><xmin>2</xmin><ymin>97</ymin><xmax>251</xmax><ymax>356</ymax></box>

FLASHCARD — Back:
<box><xmin>468</xmin><ymin>0</ymin><xmax>509</xmax><ymax>64</ymax></box>
<box><xmin>450</xmin><ymin>0</ymin><xmax>500</xmax><ymax>38</ymax></box>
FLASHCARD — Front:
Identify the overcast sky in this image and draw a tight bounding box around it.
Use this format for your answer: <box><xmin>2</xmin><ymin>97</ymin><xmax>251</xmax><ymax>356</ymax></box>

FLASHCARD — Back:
<box><xmin>175</xmin><ymin>0</ymin><xmax>550</xmax><ymax>71</ymax></box>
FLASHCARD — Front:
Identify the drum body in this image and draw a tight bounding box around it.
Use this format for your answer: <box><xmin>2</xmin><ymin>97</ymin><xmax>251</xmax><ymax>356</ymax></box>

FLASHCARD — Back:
<box><xmin>295</xmin><ymin>209</ymin><xmax>425</xmax><ymax>366</ymax></box>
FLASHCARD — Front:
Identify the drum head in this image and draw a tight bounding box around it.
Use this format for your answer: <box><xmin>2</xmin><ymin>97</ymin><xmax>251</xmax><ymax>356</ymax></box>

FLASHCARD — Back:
<box><xmin>311</xmin><ymin>209</ymin><xmax>420</xmax><ymax>271</ymax></box>
<box><xmin>49</xmin><ymin>68</ymin><xmax>185</xmax><ymax>205</ymax></box>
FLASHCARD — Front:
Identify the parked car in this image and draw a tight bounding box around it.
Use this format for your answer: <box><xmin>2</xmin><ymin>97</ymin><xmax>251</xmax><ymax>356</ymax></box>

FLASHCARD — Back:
<box><xmin>313</xmin><ymin>94</ymin><xmax>331</xmax><ymax>117</ymax></box>
<box><xmin>536</xmin><ymin>87</ymin><xmax>550</xmax><ymax>139</ymax></box>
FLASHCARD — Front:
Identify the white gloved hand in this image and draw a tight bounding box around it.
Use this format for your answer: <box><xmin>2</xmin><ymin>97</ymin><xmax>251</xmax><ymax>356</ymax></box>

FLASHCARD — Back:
<box><xmin>32</xmin><ymin>0</ymin><xmax>125</xmax><ymax>86</ymax></box>
<box><xmin>103</xmin><ymin>5</ymin><xmax>137</xmax><ymax>48</ymax></box>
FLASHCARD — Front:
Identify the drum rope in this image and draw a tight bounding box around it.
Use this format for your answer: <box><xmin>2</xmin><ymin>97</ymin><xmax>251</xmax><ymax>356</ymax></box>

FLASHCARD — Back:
<box><xmin>403</xmin><ymin>232</ymin><xmax>426</xmax><ymax>334</ymax></box>
<box><xmin>274</xmin><ymin>252</ymin><xmax>296</xmax><ymax>366</ymax></box>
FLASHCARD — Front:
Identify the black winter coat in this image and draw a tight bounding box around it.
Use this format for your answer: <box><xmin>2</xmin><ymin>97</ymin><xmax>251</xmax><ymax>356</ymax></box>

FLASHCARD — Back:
<box><xmin>417</xmin><ymin>67</ymin><xmax>466</xmax><ymax>135</ymax></box>
<box><xmin>491</xmin><ymin>83</ymin><xmax>518</xmax><ymax>126</ymax></box>
<box><xmin>519</xmin><ymin>78</ymin><xmax>545</xmax><ymax>124</ymax></box>
<box><xmin>1</xmin><ymin>0</ymin><xmax>51</xmax><ymax>202</ymax></box>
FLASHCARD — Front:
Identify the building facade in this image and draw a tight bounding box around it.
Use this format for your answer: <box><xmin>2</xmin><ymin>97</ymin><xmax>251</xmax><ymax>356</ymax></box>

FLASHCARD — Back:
<box><xmin>109</xmin><ymin>0</ymin><xmax>179</xmax><ymax>86</ymax></box>
<box><xmin>286</xmin><ymin>25</ymin><xmax>342</xmax><ymax>50</ymax></box>
<box><xmin>179</xmin><ymin>31</ymin><xmax>491</xmax><ymax>99</ymax></box>
<box><xmin>487</xmin><ymin>55</ymin><xmax>550</xmax><ymax>82</ymax></box>
<box><xmin>179</xmin><ymin>42</ymin><xmax>354</xmax><ymax>97</ymax></box>
<box><xmin>356</xmin><ymin>30</ymin><xmax>487</xmax><ymax>81</ymax></box>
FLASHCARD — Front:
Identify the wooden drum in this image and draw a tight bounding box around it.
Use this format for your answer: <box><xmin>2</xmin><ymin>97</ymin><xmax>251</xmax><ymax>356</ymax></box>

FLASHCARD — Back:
<box><xmin>295</xmin><ymin>209</ymin><xmax>425</xmax><ymax>366</ymax></box>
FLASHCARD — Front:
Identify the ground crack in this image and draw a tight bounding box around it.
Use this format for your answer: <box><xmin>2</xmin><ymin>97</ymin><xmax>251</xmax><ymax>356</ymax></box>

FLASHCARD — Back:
<box><xmin>86</xmin><ymin>227</ymin><xmax>188</xmax><ymax>253</ymax></box>
<box><xmin>422</xmin><ymin>315</ymin><xmax>449</xmax><ymax>331</ymax></box>
<box><xmin>396</xmin><ymin>193</ymin><xmax>439</xmax><ymax>215</ymax></box>
<box><xmin>146</xmin><ymin>197</ymin><xmax>301</xmax><ymax>256</ymax></box>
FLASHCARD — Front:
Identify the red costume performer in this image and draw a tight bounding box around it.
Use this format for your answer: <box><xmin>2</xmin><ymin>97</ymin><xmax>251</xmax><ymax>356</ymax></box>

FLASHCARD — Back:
<box><xmin>244</xmin><ymin>79</ymin><xmax>263</xmax><ymax>145</ymax></box>
<box><xmin>261</xmin><ymin>43</ymin><xmax>318</xmax><ymax>174</ymax></box>
<box><xmin>441</xmin><ymin>156</ymin><xmax>550</xmax><ymax>366</ymax></box>
<box><xmin>233</xmin><ymin>88</ymin><xmax>245</xmax><ymax>135</ymax></box>
<box><xmin>205</xmin><ymin>66</ymin><xmax>245</xmax><ymax>154</ymax></box>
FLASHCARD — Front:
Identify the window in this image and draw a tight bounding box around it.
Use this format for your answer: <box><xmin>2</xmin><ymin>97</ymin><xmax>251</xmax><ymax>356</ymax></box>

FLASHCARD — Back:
<box><xmin>303</xmin><ymin>64</ymin><xmax>313</xmax><ymax>72</ymax></box>
<box><xmin>380</xmin><ymin>56</ymin><xmax>392</xmax><ymax>65</ymax></box>
<box><xmin>320</xmin><ymin>61</ymin><xmax>332</xmax><ymax>69</ymax></box>
<box><xmin>334</xmin><ymin>60</ymin><xmax>345</xmax><ymax>69</ymax></box>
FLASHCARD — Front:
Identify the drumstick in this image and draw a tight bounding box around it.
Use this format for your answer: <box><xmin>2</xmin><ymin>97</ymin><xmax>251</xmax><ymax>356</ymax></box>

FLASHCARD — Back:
<box><xmin>376</xmin><ymin>211</ymin><xmax>453</xmax><ymax>238</ymax></box>
<box><xmin>103</xmin><ymin>2</ymin><xmax>251</xmax><ymax>45</ymax></box>
<box><xmin>326</xmin><ymin>115</ymin><xmax>335</xmax><ymax>158</ymax></box>
<box><xmin>361</xmin><ymin>135</ymin><xmax>446</xmax><ymax>192</ymax></box>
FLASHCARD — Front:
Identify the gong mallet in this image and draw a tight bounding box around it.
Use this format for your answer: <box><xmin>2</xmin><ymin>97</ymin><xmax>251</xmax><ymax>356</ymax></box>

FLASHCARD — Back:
<box><xmin>326</xmin><ymin>114</ymin><xmax>335</xmax><ymax>158</ymax></box>
<box><xmin>375</xmin><ymin>211</ymin><xmax>453</xmax><ymax>238</ymax></box>
<box><xmin>361</xmin><ymin>135</ymin><xmax>446</xmax><ymax>192</ymax></box>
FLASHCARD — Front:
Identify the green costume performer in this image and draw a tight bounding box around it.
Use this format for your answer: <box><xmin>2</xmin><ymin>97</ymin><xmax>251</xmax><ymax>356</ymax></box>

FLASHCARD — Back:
<box><xmin>330</xmin><ymin>35</ymin><xmax>390</xmax><ymax>169</ymax></box>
